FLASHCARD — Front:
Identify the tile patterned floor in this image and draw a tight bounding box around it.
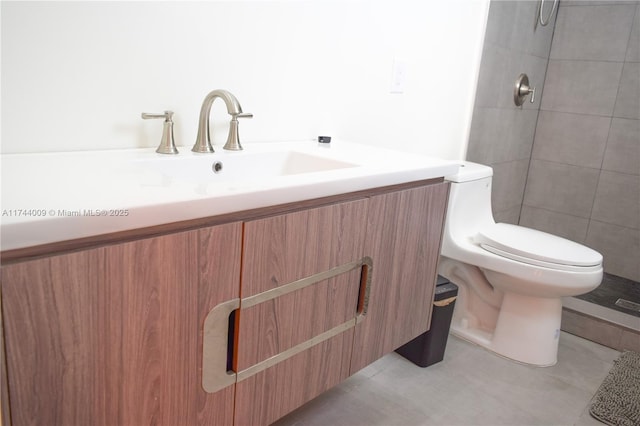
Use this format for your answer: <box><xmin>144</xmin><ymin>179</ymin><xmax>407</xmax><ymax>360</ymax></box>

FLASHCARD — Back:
<box><xmin>273</xmin><ymin>333</ymin><xmax>620</xmax><ymax>426</ymax></box>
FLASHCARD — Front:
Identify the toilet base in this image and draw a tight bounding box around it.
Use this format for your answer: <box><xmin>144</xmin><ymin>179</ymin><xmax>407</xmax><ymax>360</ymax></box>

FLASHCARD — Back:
<box><xmin>451</xmin><ymin>292</ymin><xmax>561</xmax><ymax>367</ymax></box>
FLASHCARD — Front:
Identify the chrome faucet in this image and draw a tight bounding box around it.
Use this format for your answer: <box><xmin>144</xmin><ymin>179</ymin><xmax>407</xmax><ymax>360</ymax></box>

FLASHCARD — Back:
<box><xmin>192</xmin><ymin>89</ymin><xmax>253</xmax><ymax>153</ymax></box>
<box><xmin>141</xmin><ymin>110</ymin><xmax>179</xmax><ymax>154</ymax></box>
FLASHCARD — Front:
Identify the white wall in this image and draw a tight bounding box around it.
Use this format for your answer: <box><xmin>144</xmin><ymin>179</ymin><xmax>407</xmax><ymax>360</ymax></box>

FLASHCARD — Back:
<box><xmin>1</xmin><ymin>0</ymin><xmax>488</xmax><ymax>160</ymax></box>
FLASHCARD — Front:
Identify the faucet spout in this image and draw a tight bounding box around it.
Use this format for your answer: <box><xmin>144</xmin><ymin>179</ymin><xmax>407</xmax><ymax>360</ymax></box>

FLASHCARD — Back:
<box><xmin>192</xmin><ymin>89</ymin><xmax>250</xmax><ymax>153</ymax></box>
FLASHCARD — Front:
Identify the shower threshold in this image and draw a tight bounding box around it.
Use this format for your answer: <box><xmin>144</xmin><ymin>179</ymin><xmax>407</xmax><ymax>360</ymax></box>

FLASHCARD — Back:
<box><xmin>563</xmin><ymin>297</ymin><xmax>640</xmax><ymax>331</ymax></box>
<box><xmin>561</xmin><ymin>273</ymin><xmax>639</xmax><ymax>351</ymax></box>
<box><xmin>561</xmin><ymin>297</ymin><xmax>640</xmax><ymax>352</ymax></box>
<box><xmin>575</xmin><ymin>273</ymin><xmax>640</xmax><ymax>318</ymax></box>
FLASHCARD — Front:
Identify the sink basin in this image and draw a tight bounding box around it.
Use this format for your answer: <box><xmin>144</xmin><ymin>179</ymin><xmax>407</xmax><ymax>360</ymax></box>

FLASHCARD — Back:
<box><xmin>1</xmin><ymin>139</ymin><xmax>460</xmax><ymax>251</ymax></box>
<box><xmin>134</xmin><ymin>150</ymin><xmax>358</xmax><ymax>182</ymax></box>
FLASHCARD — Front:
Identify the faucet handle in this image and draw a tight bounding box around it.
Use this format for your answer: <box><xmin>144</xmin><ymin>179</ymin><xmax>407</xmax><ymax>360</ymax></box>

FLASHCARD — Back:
<box><xmin>141</xmin><ymin>110</ymin><xmax>179</xmax><ymax>154</ymax></box>
<box><xmin>223</xmin><ymin>112</ymin><xmax>253</xmax><ymax>151</ymax></box>
<box><xmin>142</xmin><ymin>111</ymin><xmax>172</xmax><ymax>120</ymax></box>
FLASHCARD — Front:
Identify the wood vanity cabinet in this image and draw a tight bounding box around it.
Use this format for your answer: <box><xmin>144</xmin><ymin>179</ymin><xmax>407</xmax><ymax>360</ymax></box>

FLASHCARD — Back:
<box><xmin>0</xmin><ymin>179</ymin><xmax>448</xmax><ymax>426</ymax></box>
<box><xmin>233</xmin><ymin>182</ymin><xmax>449</xmax><ymax>425</ymax></box>
<box><xmin>234</xmin><ymin>198</ymin><xmax>369</xmax><ymax>425</ymax></box>
<box><xmin>351</xmin><ymin>183</ymin><xmax>449</xmax><ymax>372</ymax></box>
<box><xmin>0</xmin><ymin>223</ymin><xmax>242</xmax><ymax>426</ymax></box>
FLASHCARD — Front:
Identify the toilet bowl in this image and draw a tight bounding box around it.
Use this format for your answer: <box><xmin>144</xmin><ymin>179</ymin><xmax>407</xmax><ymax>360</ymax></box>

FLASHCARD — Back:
<box><xmin>439</xmin><ymin>162</ymin><xmax>603</xmax><ymax>366</ymax></box>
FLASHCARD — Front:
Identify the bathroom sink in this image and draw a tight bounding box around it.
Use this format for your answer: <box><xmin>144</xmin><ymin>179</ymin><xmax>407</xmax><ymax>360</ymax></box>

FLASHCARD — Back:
<box><xmin>133</xmin><ymin>150</ymin><xmax>358</xmax><ymax>182</ymax></box>
<box><xmin>1</xmin><ymin>139</ymin><xmax>460</xmax><ymax>251</ymax></box>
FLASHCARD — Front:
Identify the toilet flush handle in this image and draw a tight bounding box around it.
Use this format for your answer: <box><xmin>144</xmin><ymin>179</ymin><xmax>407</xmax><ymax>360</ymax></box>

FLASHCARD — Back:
<box><xmin>514</xmin><ymin>74</ymin><xmax>536</xmax><ymax>106</ymax></box>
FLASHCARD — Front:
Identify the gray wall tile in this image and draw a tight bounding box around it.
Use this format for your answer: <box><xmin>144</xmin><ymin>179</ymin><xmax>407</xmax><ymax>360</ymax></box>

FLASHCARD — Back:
<box><xmin>523</xmin><ymin>160</ymin><xmax>600</xmax><ymax>217</ymax></box>
<box><xmin>586</xmin><ymin>220</ymin><xmax>640</xmax><ymax>280</ymax></box>
<box><xmin>494</xmin><ymin>205</ymin><xmax>522</xmax><ymax>225</ymax></box>
<box><xmin>627</xmin><ymin>6</ymin><xmax>640</xmax><ymax>62</ymax></box>
<box><xmin>474</xmin><ymin>45</ymin><xmax>510</xmax><ymax>109</ymax></box>
<box><xmin>467</xmin><ymin>108</ymin><xmax>501</xmax><ymax>165</ymax></box>
<box><xmin>467</xmin><ymin>1</ymin><xmax>553</xmax><ymax>223</ymax></box>
<box><xmin>561</xmin><ymin>1</ymin><xmax>638</xmax><ymax>6</ymax></box>
<box><xmin>492</xmin><ymin>159</ymin><xmax>529</xmax><ymax>213</ymax></box>
<box><xmin>530</xmin><ymin>1</ymin><xmax>640</xmax><ymax>282</ymax></box>
<box><xmin>483</xmin><ymin>1</ymin><xmax>517</xmax><ymax>49</ymax></box>
<box><xmin>542</xmin><ymin>60</ymin><xmax>623</xmax><ymax>115</ymax></box>
<box><xmin>514</xmin><ymin>1</ymin><xmax>557</xmax><ymax>58</ymax></box>
<box><xmin>532</xmin><ymin>111</ymin><xmax>610</xmax><ymax>168</ymax></box>
<box><xmin>472</xmin><ymin>0</ymin><xmax>639</xmax><ymax>282</ymax></box>
<box><xmin>613</xmin><ymin>62</ymin><xmax>640</xmax><ymax>119</ymax></box>
<box><xmin>602</xmin><ymin>118</ymin><xmax>640</xmax><ymax>175</ymax></box>
<box><xmin>467</xmin><ymin>108</ymin><xmax>538</xmax><ymax>165</ymax></box>
<box><xmin>551</xmin><ymin>4</ymin><xmax>635</xmax><ymax>61</ymax></box>
<box><xmin>501</xmin><ymin>109</ymin><xmax>539</xmax><ymax>161</ymax></box>
<box><xmin>485</xmin><ymin>1</ymin><xmax>555</xmax><ymax>58</ymax></box>
<box><xmin>520</xmin><ymin>205</ymin><xmax>589</xmax><ymax>243</ymax></box>
<box><xmin>475</xmin><ymin>48</ymin><xmax>549</xmax><ymax>110</ymax></box>
<box><xmin>591</xmin><ymin>170</ymin><xmax>640</xmax><ymax>229</ymax></box>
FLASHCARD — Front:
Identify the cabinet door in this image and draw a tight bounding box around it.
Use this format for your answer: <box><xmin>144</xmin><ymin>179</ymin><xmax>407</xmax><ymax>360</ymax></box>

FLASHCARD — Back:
<box><xmin>350</xmin><ymin>182</ymin><xmax>449</xmax><ymax>373</ymax></box>
<box><xmin>1</xmin><ymin>223</ymin><xmax>242</xmax><ymax>426</ymax></box>
<box><xmin>2</xmin><ymin>247</ymin><xmax>106</xmax><ymax>426</ymax></box>
<box><xmin>234</xmin><ymin>199</ymin><xmax>368</xmax><ymax>426</ymax></box>
<box><xmin>197</xmin><ymin>223</ymin><xmax>243</xmax><ymax>425</ymax></box>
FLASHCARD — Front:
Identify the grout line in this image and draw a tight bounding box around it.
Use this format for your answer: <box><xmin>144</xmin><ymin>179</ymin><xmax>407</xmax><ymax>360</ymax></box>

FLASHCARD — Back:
<box><xmin>519</xmin><ymin>0</ymin><xmax>560</xmax><ymax>225</ymax></box>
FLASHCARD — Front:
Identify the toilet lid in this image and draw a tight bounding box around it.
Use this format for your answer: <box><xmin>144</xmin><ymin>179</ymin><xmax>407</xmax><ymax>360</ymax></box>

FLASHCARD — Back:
<box><xmin>476</xmin><ymin>223</ymin><xmax>602</xmax><ymax>268</ymax></box>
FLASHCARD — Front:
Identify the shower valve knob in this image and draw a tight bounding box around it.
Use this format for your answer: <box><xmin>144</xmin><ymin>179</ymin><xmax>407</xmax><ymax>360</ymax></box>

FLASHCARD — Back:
<box><xmin>514</xmin><ymin>73</ymin><xmax>536</xmax><ymax>106</ymax></box>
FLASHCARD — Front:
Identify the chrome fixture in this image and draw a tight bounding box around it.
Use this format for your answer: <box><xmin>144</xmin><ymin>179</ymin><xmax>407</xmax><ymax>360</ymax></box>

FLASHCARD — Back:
<box><xmin>193</xmin><ymin>89</ymin><xmax>253</xmax><ymax>153</ymax></box>
<box><xmin>536</xmin><ymin>0</ymin><xmax>558</xmax><ymax>28</ymax></box>
<box><xmin>141</xmin><ymin>111</ymin><xmax>178</xmax><ymax>154</ymax></box>
<box><xmin>514</xmin><ymin>74</ymin><xmax>536</xmax><ymax>106</ymax></box>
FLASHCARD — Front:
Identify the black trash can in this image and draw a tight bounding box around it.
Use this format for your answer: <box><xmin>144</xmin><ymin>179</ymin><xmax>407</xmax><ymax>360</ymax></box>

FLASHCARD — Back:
<box><xmin>396</xmin><ymin>275</ymin><xmax>458</xmax><ymax>367</ymax></box>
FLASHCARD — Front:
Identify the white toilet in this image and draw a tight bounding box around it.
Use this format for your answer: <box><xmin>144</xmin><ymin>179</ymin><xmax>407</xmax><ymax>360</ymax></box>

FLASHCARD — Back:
<box><xmin>439</xmin><ymin>162</ymin><xmax>603</xmax><ymax>366</ymax></box>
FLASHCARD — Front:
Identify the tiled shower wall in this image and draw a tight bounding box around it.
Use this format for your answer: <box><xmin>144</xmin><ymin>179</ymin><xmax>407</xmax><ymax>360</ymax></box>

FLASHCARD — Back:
<box><xmin>466</xmin><ymin>1</ymin><xmax>556</xmax><ymax>224</ymax></box>
<box><xmin>520</xmin><ymin>1</ymin><xmax>640</xmax><ymax>282</ymax></box>
<box><xmin>468</xmin><ymin>0</ymin><xmax>639</xmax><ymax>282</ymax></box>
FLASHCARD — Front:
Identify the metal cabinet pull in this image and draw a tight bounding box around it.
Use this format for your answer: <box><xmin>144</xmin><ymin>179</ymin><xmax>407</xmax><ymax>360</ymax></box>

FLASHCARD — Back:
<box><xmin>201</xmin><ymin>257</ymin><xmax>373</xmax><ymax>393</ymax></box>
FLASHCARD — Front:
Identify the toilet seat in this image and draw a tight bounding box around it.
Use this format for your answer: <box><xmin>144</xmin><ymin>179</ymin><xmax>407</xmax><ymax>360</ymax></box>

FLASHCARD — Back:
<box><xmin>476</xmin><ymin>223</ymin><xmax>602</xmax><ymax>272</ymax></box>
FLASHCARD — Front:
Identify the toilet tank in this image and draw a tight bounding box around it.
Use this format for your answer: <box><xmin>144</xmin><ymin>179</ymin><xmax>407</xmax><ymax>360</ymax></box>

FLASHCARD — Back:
<box><xmin>441</xmin><ymin>162</ymin><xmax>496</xmax><ymax>257</ymax></box>
<box><xmin>445</xmin><ymin>162</ymin><xmax>493</xmax><ymax>184</ymax></box>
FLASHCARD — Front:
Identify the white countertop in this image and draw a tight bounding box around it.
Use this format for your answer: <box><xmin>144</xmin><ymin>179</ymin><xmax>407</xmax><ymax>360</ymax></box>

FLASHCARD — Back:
<box><xmin>1</xmin><ymin>140</ymin><xmax>459</xmax><ymax>251</ymax></box>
